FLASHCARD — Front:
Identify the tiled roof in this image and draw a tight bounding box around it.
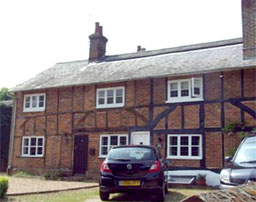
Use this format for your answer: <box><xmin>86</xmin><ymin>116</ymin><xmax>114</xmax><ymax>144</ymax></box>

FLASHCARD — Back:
<box><xmin>12</xmin><ymin>38</ymin><xmax>256</xmax><ymax>92</ymax></box>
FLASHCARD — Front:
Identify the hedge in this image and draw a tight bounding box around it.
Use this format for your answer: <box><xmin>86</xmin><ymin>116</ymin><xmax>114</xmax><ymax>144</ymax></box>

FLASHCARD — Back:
<box><xmin>0</xmin><ymin>177</ymin><xmax>8</xmax><ymax>198</ymax></box>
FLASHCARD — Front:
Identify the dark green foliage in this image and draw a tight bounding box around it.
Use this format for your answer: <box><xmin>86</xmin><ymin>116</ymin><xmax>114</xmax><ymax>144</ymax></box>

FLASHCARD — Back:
<box><xmin>0</xmin><ymin>88</ymin><xmax>13</xmax><ymax>101</ymax></box>
<box><xmin>0</xmin><ymin>177</ymin><xmax>8</xmax><ymax>198</ymax></box>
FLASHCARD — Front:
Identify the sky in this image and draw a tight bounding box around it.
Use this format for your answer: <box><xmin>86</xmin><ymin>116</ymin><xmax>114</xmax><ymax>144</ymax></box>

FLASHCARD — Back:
<box><xmin>0</xmin><ymin>0</ymin><xmax>242</xmax><ymax>89</ymax></box>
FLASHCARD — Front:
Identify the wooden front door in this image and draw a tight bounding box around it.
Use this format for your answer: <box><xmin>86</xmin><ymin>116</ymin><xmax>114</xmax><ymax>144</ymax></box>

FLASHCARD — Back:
<box><xmin>73</xmin><ymin>135</ymin><xmax>88</xmax><ymax>175</ymax></box>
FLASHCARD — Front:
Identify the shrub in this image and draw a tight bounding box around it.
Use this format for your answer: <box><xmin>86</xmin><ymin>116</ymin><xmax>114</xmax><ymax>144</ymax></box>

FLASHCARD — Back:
<box><xmin>0</xmin><ymin>177</ymin><xmax>8</xmax><ymax>198</ymax></box>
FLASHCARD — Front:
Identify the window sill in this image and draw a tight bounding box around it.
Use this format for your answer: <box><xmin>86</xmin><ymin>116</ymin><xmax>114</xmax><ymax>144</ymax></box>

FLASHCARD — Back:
<box><xmin>96</xmin><ymin>104</ymin><xmax>124</xmax><ymax>109</ymax></box>
<box><xmin>98</xmin><ymin>156</ymin><xmax>107</xmax><ymax>159</ymax></box>
<box><xmin>23</xmin><ymin>108</ymin><xmax>45</xmax><ymax>112</ymax></box>
<box><xmin>167</xmin><ymin>156</ymin><xmax>202</xmax><ymax>160</ymax></box>
<box><xmin>166</xmin><ymin>98</ymin><xmax>203</xmax><ymax>103</ymax></box>
<box><xmin>20</xmin><ymin>155</ymin><xmax>44</xmax><ymax>158</ymax></box>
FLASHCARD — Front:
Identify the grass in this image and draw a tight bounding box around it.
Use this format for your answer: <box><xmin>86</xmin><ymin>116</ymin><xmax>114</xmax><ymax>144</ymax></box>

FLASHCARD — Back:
<box><xmin>2</xmin><ymin>187</ymin><xmax>215</xmax><ymax>202</ymax></box>
<box><xmin>13</xmin><ymin>171</ymin><xmax>42</xmax><ymax>179</ymax></box>
<box><xmin>3</xmin><ymin>188</ymin><xmax>99</xmax><ymax>202</ymax></box>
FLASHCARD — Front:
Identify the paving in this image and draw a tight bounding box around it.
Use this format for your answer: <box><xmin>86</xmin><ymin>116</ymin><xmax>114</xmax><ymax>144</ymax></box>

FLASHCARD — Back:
<box><xmin>3</xmin><ymin>175</ymin><xmax>98</xmax><ymax>196</ymax></box>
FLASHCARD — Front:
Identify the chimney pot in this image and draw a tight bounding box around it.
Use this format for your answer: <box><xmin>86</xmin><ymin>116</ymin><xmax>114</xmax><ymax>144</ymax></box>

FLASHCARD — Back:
<box><xmin>95</xmin><ymin>22</ymin><xmax>101</xmax><ymax>34</ymax></box>
<box><xmin>99</xmin><ymin>26</ymin><xmax>103</xmax><ymax>36</ymax></box>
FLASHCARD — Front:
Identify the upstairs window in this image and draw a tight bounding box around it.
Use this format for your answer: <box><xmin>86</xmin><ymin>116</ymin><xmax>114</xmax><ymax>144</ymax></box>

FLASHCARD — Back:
<box><xmin>23</xmin><ymin>93</ymin><xmax>46</xmax><ymax>112</ymax></box>
<box><xmin>96</xmin><ymin>87</ymin><xmax>125</xmax><ymax>108</ymax></box>
<box><xmin>167</xmin><ymin>78</ymin><xmax>203</xmax><ymax>103</ymax></box>
<box><xmin>22</xmin><ymin>136</ymin><xmax>45</xmax><ymax>157</ymax></box>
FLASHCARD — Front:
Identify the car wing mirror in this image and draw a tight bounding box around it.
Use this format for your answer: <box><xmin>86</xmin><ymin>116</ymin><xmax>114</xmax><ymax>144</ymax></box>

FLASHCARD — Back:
<box><xmin>225</xmin><ymin>156</ymin><xmax>233</xmax><ymax>163</ymax></box>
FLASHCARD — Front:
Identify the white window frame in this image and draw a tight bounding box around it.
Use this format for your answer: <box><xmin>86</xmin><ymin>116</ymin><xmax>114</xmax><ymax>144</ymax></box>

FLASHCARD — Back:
<box><xmin>21</xmin><ymin>136</ymin><xmax>45</xmax><ymax>157</ymax></box>
<box><xmin>99</xmin><ymin>134</ymin><xmax>128</xmax><ymax>158</ymax></box>
<box><xmin>167</xmin><ymin>134</ymin><xmax>202</xmax><ymax>160</ymax></box>
<box><xmin>23</xmin><ymin>93</ymin><xmax>46</xmax><ymax>112</ymax></box>
<box><xmin>96</xmin><ymin>87</ymin><xmax>125</xmax><ymax>109</ymax></box>
<box><xmin>166</xmin><ymin>78</ymin><xmax>203</xmax><ymax>103</ymax></box>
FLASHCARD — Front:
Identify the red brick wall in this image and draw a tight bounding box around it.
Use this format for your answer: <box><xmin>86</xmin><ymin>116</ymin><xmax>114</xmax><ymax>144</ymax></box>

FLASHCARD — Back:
<box><xmin>10</xmin><ymin>68</ymin><xmax>256</xmax><ymax>178</ymax></box>
<box><xmin>205</xmin><ymin>132</ymin><xmax>222</xmax><ymax>168</ymax></box>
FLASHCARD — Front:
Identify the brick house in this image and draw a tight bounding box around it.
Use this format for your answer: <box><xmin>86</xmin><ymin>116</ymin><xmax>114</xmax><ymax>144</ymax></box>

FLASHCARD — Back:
<box><xmin>8</xmin><ymin>0</ymin><xmax>256</xmax><ymax>179</ymax></box>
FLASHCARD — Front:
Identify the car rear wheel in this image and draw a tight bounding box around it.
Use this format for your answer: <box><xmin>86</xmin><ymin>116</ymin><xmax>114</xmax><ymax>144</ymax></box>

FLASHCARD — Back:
<box><xmin>99</xmin><ymin>191</ymin><xmax>109</xmax><ymax>201</ymax></box>
<box><xmin>156</xmin><ymin>187</ymin><xmax>165</xmax><ymax>202</ymax></box>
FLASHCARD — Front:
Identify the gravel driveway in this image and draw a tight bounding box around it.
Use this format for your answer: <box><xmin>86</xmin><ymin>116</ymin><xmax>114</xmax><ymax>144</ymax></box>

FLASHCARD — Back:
<box><xmin>3</xmin><ymin>175</ymin><xmax>98</xmax><ymax>195</ymax></box>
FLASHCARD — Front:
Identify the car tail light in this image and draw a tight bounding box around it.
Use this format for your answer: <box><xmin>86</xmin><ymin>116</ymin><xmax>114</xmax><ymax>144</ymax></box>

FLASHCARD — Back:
<box><xmin>101</xmin><ymin>161</ymin><xmax>112</xmax><ymax>173</ymax></box>
<box><xmin>148</xmin><ymin>161</ymin><xmax>161</xmax><ymax>173</ymax></box>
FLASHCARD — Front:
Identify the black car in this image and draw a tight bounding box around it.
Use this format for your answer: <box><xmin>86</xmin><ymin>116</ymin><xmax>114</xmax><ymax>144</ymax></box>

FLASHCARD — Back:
<box><xmin>99</xmin><ymin>145</ymin><xmax>168</xmax><ymax>201</ymax></box>
<box><xmin>220</xmin><ymin>135</ymin><xmax>256</xmax><ymax>188</ymax></box>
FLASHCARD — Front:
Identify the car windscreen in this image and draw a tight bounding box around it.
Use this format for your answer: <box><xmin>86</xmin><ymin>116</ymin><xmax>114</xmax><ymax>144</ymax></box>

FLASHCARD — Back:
<box><xmin>107</xmin><ymin>147</ymin><xmax>156</xmax><ymax>161</ymax></box>
<box><xmin>234</xmin><ymin>143</ymin><xmax>256</xmax><ymax>167</ymax></box>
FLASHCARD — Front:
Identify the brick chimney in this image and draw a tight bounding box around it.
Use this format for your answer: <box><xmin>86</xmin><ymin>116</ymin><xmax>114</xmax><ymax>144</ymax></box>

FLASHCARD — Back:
<box><xmin>242</xmin><ymin>0</ymin><xmax>256</xmax><ymax>59</ymax></box>
<box><xmin>89</xmin><ymin>22</ymin><xmax>108</xmax><ymax>62</ymax></box>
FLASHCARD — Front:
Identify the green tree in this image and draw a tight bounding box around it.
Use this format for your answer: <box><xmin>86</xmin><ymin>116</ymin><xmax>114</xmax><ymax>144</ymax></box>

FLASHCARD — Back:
<box><xmin>0</xmin><ymin>87</ymin><xmax>13</xmax><ymax>101</ymax></box>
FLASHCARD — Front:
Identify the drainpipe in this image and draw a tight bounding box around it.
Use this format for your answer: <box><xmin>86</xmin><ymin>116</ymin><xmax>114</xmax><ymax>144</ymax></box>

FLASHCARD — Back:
<box><xmin>7</xmin><ymin>95</ymin><xmax>17</xmax><ymax>174</ymax></box>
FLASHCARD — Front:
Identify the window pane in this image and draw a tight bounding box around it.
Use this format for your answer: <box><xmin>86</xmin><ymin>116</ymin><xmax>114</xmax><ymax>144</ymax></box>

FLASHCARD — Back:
<box><xmin>181</xmin><ymin>82</ymin><xmax>189</xmax><ymax>89</ymax></box>
<box><xmin>181</xmin><ymin>136</ymin><xmax>188</xmax><ymax>145</ymax></box>
<box><xmin>30</xmin><ymin>147</ymin><xmax>36</xmax><ymax>155</ymax></box>
<box><xmin>116</xmin><ymin>96</ymin><xmax>123</xmax><ymax>104</ymax></box>
<box><xmin>98</xmin><ymin>98</ymin><xmax>105</xmax><ymax>105</ymax></box>
<box><xmin>23</xmin><ymin>138</ymin><xmax>29</xmax><ymax>146</ymax></box>
<box><xmin>102</xmin><ymin>137</ymin><xmax>108</xmax><ymax>145</ymax></box>
<box><xmin>107</xmin><ymin>90</ymin><xmax>113</xmax><ymax>97</ymax></box>
<box><xmin>101</xmin><ymin>147</ymin><xmax>108</xmax><ymax>155</ymax></box>
<box><xmin>120</xmin><ymin>136</ymin><xmax>127</xmax><ymax>145</ymax></box>
<box><xmin>170</xmin><ymin>83</ymin><xmax>178</xmax><ymax>90</ymax></box>
<box><xmin>39</xmin><ymin>98</ymin><xmax>44</xmax><ymax>107</ymax></box>
<box><xmin>38</xmin><ymin>138</ymin><xmax>43</xmax><ymax>146</ymax></box>
<box><xmin>181</xmin><ymin>89</ymin><xmax>189</xmax><ymax>96</ymax></box>
<box><xmin>23</xmin><ymin>147</ymin><xmax>29</xmax><ymax>155</ymax></box>
<box><xmin>180</xmin><ymin>147</ymin><xmax>188</xmax><ymax>156</ymax></box>
<box><xmin>31</xmin><ymin>138</ymin><xmax>36</xmax><ymax>146</ymax></box>
<box><xmin>37</xmin><ymin>147</ymin><xmax>43</xmax><ymax>155</ymax></box>
<box><xmin>170</xmin><ymin>136</ymin><xmax>177</xmax><ymax>145</ymax></box>
<box><xmin>25</xmin><ymin>97</ymin><xmax>30</xmax><ymax>108</ymax></box>
<box><xmin>25</xmin><ymin>97</ymin><xmax>30</xmax><ymax>102</ymax></box>
<box><xmin>170</xmin><ymin>147</ymin><xmax>177</xmax><ymax>156</ymax></box>
<box><xmin>116</xmin><ymin>89</ymin><xmax>123</xmax><ymax>97</ymax></box>
<box><xmin>170</xmin><ymin>91</ymin><xmax>178</xmax><ymax>97</ymax></box>
<box><xmin>192</xmin><ymin>147</ymin><xmax>199</xmax><ymax>156</ymax></box>
<box><xmin>107</xmin><ymin>90</ymin><xmax>114</xmax><ymax>104</ymax></box>
<box><xmin>39</xmin><ymin>95</ymin><xmax>44</xmax><ymax>101</ymax></box>
<box><xmin>181</xmin><ymin>82</ymin><xmax>189</xmax><ymax>97</ymax></box>
<box><xmin>98</xmin><ymin>90</ymin><xmax>105</xmax><ymax>98</ymax></box>
<box><xmin>194</xmin><ymin>88</ymin><xmax>200</xmax><ymax>95</ymax></box>
<box><xmin>194</xmin><ymin>79</ymin><xmax>201</xmax><ymax>87</ymax></box>
<box><xmin>25</xmin><ymin>102</ymin><xmax>30</xmax><ymax>108</ymax></box>
<box><xmin>110</xmin><ymin>136</ymin><xmax>118</xmax><ymax>145</ymax></box>
<box><xmin>32</xmin><ymin>96</ymin><xmax>37</xmax><ymax>107</ymax></box>
<box><xmin>107</xmin><ymin>97</ymin><xmax>113</xmax><ymax>104</ymax></box>
<box><xmin>192</xmin><ymin>136</ymin><xmax>200</xmax><ymax>145</ymax></box>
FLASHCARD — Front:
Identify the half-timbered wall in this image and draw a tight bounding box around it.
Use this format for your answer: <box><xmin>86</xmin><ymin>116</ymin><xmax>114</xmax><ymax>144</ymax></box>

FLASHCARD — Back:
<box><xmin>10</xmin><ymin>68</ymin><xmax>256</xmax><ymax>179</ymax></box>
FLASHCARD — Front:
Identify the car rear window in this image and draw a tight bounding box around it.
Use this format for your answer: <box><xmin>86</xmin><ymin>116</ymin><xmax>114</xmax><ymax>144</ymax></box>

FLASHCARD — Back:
<box><xmin>107</xmin><ymin>147</ymin><xmax>156</xmax><ymax>161</ymax></box>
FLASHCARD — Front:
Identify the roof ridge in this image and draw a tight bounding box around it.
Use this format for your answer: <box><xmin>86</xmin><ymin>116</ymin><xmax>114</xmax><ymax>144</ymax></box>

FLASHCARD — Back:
<box><xmin>105</xmin><ymin>38</ymin><xmax>242</xmax><ymax>62</ymax></box>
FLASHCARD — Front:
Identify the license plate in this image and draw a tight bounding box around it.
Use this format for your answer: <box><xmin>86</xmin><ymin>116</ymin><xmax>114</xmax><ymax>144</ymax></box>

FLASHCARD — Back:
<box><xmin>119</xmin><ymin>180</ymin><xmax>141</xmax><ymax>186</ymax></box>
